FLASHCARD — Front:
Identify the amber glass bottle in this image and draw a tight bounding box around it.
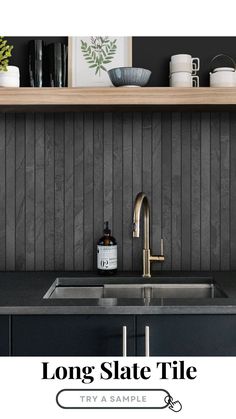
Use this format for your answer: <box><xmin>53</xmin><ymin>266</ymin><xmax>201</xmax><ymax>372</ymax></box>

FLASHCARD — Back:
<box><xmin>97</xmin><ymin>222</ymin><xmax>117</xmax><ymax>275</ymax></box>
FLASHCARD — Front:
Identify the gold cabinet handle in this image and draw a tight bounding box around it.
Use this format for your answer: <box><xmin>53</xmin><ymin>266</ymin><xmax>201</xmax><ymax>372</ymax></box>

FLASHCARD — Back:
<box><xmin>122</xmin><ymin>326</ymin><xmax>127</xmax><ymax>356</ymax></box>
<box><xmin>145</xmin><ymin>325</ymin><xmax>150</xmax><ymax>357</ymax></box>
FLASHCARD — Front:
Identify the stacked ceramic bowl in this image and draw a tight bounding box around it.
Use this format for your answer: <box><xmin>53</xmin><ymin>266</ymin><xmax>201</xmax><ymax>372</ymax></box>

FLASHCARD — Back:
<box><xmin>108</xmin><ymin>67</ymin><xmax>151</xmax><ymax>87</ymax></box>
<box><xmin>169</xmin><ymin>54</ymin><xmax>200</xmax><ymax>87</ymax></box>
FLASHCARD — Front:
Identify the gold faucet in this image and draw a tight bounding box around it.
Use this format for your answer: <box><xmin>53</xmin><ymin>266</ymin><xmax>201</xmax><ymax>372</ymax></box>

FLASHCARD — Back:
<box><xmin>133</xmin><ymin>192</ymin><xmax>165</xmax><ymax>278</ymax></box>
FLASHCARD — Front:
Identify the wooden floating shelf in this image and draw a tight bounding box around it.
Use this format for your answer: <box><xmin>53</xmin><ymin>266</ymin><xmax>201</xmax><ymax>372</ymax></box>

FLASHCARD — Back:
<box><xmin>0</xmin><ymin>87</ymin><xmax>236</xmax><ymax>107</ymax></box>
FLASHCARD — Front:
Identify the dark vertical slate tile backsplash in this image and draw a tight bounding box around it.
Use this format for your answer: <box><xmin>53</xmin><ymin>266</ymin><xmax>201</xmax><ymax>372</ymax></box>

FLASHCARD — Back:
<box><xmin>0</xmin><ymin>111</ymin><xmax>235</xmax><ymax>272</ymax></box>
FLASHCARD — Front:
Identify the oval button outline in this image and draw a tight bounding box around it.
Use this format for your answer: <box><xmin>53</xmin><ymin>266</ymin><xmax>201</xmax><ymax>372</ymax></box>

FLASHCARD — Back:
<box><xmin>56</xmin><ymin>388</ymin><xmax>171</xmax><ymax>410</ymax></box>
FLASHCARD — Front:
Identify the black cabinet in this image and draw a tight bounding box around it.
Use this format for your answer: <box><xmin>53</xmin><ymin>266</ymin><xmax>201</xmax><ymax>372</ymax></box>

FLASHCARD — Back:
<box><xmin>0</xmin><ymin>316</ymin><xmax>9</xmax><ymax>355</ymax></box>
<box><xmin>12</xmin><ymin>315</ymin><xmax>135</xmax><ymax>356</ymax></box>
<box><xmin>8</xmin><ymin>313</ymin><xmax>236</xmax><ymax>356</ymax></box>
<box><xmin>137</xmin><ymin>315</ymin><xmax>236</xmax><ymax>356</ymax></box>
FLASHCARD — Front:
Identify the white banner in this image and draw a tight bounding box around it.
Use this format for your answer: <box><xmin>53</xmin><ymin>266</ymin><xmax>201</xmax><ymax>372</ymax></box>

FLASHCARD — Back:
<box><xmin>0</xmin><ymin>357</ymin><xmax>234</xmax><ymax>418</ymax></box>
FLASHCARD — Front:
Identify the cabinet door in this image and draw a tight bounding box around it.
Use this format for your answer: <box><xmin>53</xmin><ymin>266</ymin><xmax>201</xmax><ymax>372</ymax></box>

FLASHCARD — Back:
<box><xmin>0</xmin><ymin>316</ymin><xmax>9</xmax><ymax>356</ymax></box>
<box><xmin>12</xmin><ymin>315</ymin><xmax>135</xmax><ymax>356</ymax></box>
<box><xmin>137</xmin><ymin>315</ymin><xmax>236</xmax><ymax>356</ymax></box>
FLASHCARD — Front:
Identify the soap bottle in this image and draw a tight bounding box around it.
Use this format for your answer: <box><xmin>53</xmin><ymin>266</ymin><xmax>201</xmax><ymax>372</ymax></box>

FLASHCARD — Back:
<box><xmin>97</xmin><ymin>222</ymin><xmax>117</xmax><ymax>275</ymax></box>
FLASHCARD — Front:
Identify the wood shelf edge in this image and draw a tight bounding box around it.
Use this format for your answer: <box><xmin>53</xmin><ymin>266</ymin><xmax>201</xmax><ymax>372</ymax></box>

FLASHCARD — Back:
<box><xmin>0</xmin><ymin>87</ymin><xmax>236</xmax><ymax>106</ymax></box>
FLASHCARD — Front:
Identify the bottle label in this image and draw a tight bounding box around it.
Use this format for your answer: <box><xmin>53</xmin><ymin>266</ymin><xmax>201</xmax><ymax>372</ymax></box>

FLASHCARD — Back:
<box><xmin>97</xmin><ymin>245</ymin><xmax>117</xmax><ymax>270</ymax></box>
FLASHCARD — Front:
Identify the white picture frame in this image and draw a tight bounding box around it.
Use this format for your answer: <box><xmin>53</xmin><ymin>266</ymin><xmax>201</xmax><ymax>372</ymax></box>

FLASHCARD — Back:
<box><xmin>68</xmin><ymin>37</ymin><xmax>132</xmax><ymax>87</ymax></box>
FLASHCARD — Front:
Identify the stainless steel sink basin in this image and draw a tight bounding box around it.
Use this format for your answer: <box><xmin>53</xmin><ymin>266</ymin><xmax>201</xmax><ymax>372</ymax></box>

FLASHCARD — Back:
<box><xmin>44</xmin><ymin>277</ymin><xmax>227</xmax><ymax>300</ymax></box>
<box><xmin>48</xmin><ymin>286</ymin><xmax>104</xmax><ymax>299</ymax></box>
<box><xmin>103</xmin><ymin>283</ymin><xmax>224</xmax><ymax>299</ymax></box>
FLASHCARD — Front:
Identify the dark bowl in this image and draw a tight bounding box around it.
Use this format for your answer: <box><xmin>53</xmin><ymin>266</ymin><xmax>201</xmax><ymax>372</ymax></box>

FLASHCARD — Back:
<box><xmin>108</xmin><ymin>67</ymin><xmax>151</xmax><ymax>87</ymax></box>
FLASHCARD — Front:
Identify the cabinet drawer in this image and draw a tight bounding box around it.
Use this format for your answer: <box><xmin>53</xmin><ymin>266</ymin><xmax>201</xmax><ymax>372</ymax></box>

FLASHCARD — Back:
<box><xmin>0</xmin><ymin>316</ymin><xmax>9</xmax><ymax>356</ymax></box>
<box><xmin>137</xmin><ymin>315</ymin><xmax>236</xmax><ymax>356</ymax></box>
<box><xmin>12</xmin><ymin>315</ymin><xmax>135</xmax><ymax>356</ymax></box>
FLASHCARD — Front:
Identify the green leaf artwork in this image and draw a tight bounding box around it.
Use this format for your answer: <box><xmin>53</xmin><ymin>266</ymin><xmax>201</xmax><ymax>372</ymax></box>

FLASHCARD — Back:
<box><xmin>0</xmin><ymin>37</ymin><xmax>13</xmax><ymax>72</ymax></box>
<box><xmin>81</xmin><ymin>37</ymin><xmax>117</xmax><ymax>76</ymax></box>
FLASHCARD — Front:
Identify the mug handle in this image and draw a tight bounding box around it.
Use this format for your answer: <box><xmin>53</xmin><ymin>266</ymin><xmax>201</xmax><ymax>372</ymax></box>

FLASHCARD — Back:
<box><xmin>192</xmin><ymin>57</ymin><xmax>200</xmax><ymax>72</ymax></box>
<box><xmin>192</xmin><ymin>62</ymin><xmax>197</xmax><ymax>75</ymax></box>
<box><xmin>192</xmin><ymin>75</ymin><xmax>199</xmax><ymax>87</ymax></box>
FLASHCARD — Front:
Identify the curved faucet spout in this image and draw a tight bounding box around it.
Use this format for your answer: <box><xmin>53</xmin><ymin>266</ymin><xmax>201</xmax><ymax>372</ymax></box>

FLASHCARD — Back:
<box><xmin>133</xmin><ymin>192</ymin><xmax>150</xmax><ymax>250</ymax></box>
<box><xmin>132</xmin><ymin>192</ymin><xmax>164</xmax><ymax>278</ymax></box>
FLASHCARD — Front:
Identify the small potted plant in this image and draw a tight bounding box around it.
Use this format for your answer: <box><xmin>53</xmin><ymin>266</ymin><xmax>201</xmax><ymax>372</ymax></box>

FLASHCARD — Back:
<box><xmin>0</xmin><ymin>37</ymin><xmax>20</xmax><ymax>87</ymax></box>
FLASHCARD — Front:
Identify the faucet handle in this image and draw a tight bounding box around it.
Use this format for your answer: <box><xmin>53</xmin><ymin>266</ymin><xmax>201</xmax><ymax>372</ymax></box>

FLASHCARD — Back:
<box><xmin>149</xmin><ymin>238</ymin><xmax>165</xmax><ymax>264</ymax></box>
<box><xmin>160</xmin><ymin>238</ymin><xmax>164</xmax><ymax>256</ymax></box>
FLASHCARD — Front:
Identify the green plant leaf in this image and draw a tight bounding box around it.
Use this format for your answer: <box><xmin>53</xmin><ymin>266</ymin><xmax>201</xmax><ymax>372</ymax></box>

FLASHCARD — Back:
<box><xmin>80</xmin><ymin>37</ymin><xmax>117</xmax><ymax>76</ymax></box>
<box><xmin>0</xmin><ymin>37</ymin><xmax>13</xmax><ymax>71</ymax></box>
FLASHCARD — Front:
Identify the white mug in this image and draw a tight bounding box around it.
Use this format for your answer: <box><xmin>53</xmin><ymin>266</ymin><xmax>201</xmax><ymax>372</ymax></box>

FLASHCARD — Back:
<box><xmin>170</xmin><ymin>54</ymin><xmax>200</xmax><ymax>75</ymax></box>
<box><xmin>210</xmin><ymin>67</ymin><xmax>236</xmax><ymax>87</ymax></box>
<box><xmin>170</xmin><ymin>72</ymin><xmax>199</xmax><ymax>87</ymax></box>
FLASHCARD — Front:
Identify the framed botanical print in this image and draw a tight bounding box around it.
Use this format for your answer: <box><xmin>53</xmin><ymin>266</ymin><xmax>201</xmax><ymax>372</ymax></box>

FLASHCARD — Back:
<box><xmin>68</xmin><ymin>37</ymin><xmax>132</xmax><ymax>87</ymax></box>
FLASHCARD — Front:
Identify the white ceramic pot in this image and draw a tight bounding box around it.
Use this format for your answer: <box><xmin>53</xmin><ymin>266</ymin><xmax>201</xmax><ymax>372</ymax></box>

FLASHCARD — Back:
<box><xmin>210</xmin><ymin>67</ymin><xmax>236</xmax><ymax>87</ymax></box>
<box><xmin>0</xmin><ymin>66</ymin><xmax>20</xmax><ymax>87</ymax></box>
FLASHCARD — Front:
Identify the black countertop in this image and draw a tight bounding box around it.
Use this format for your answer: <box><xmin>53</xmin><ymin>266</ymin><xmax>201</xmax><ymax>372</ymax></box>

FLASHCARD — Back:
<box><xmin>0</xmin><ymin>271</ymin><xmax>236</xmax><ymax>314</ymax></box>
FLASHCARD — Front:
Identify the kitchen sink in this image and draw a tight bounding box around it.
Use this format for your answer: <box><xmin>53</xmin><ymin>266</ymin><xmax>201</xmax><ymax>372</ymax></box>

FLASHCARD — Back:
<box><xmin>43</xmin><ymin>277</ymin><xmax>227</xmax><ymax>301</ymax></box>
